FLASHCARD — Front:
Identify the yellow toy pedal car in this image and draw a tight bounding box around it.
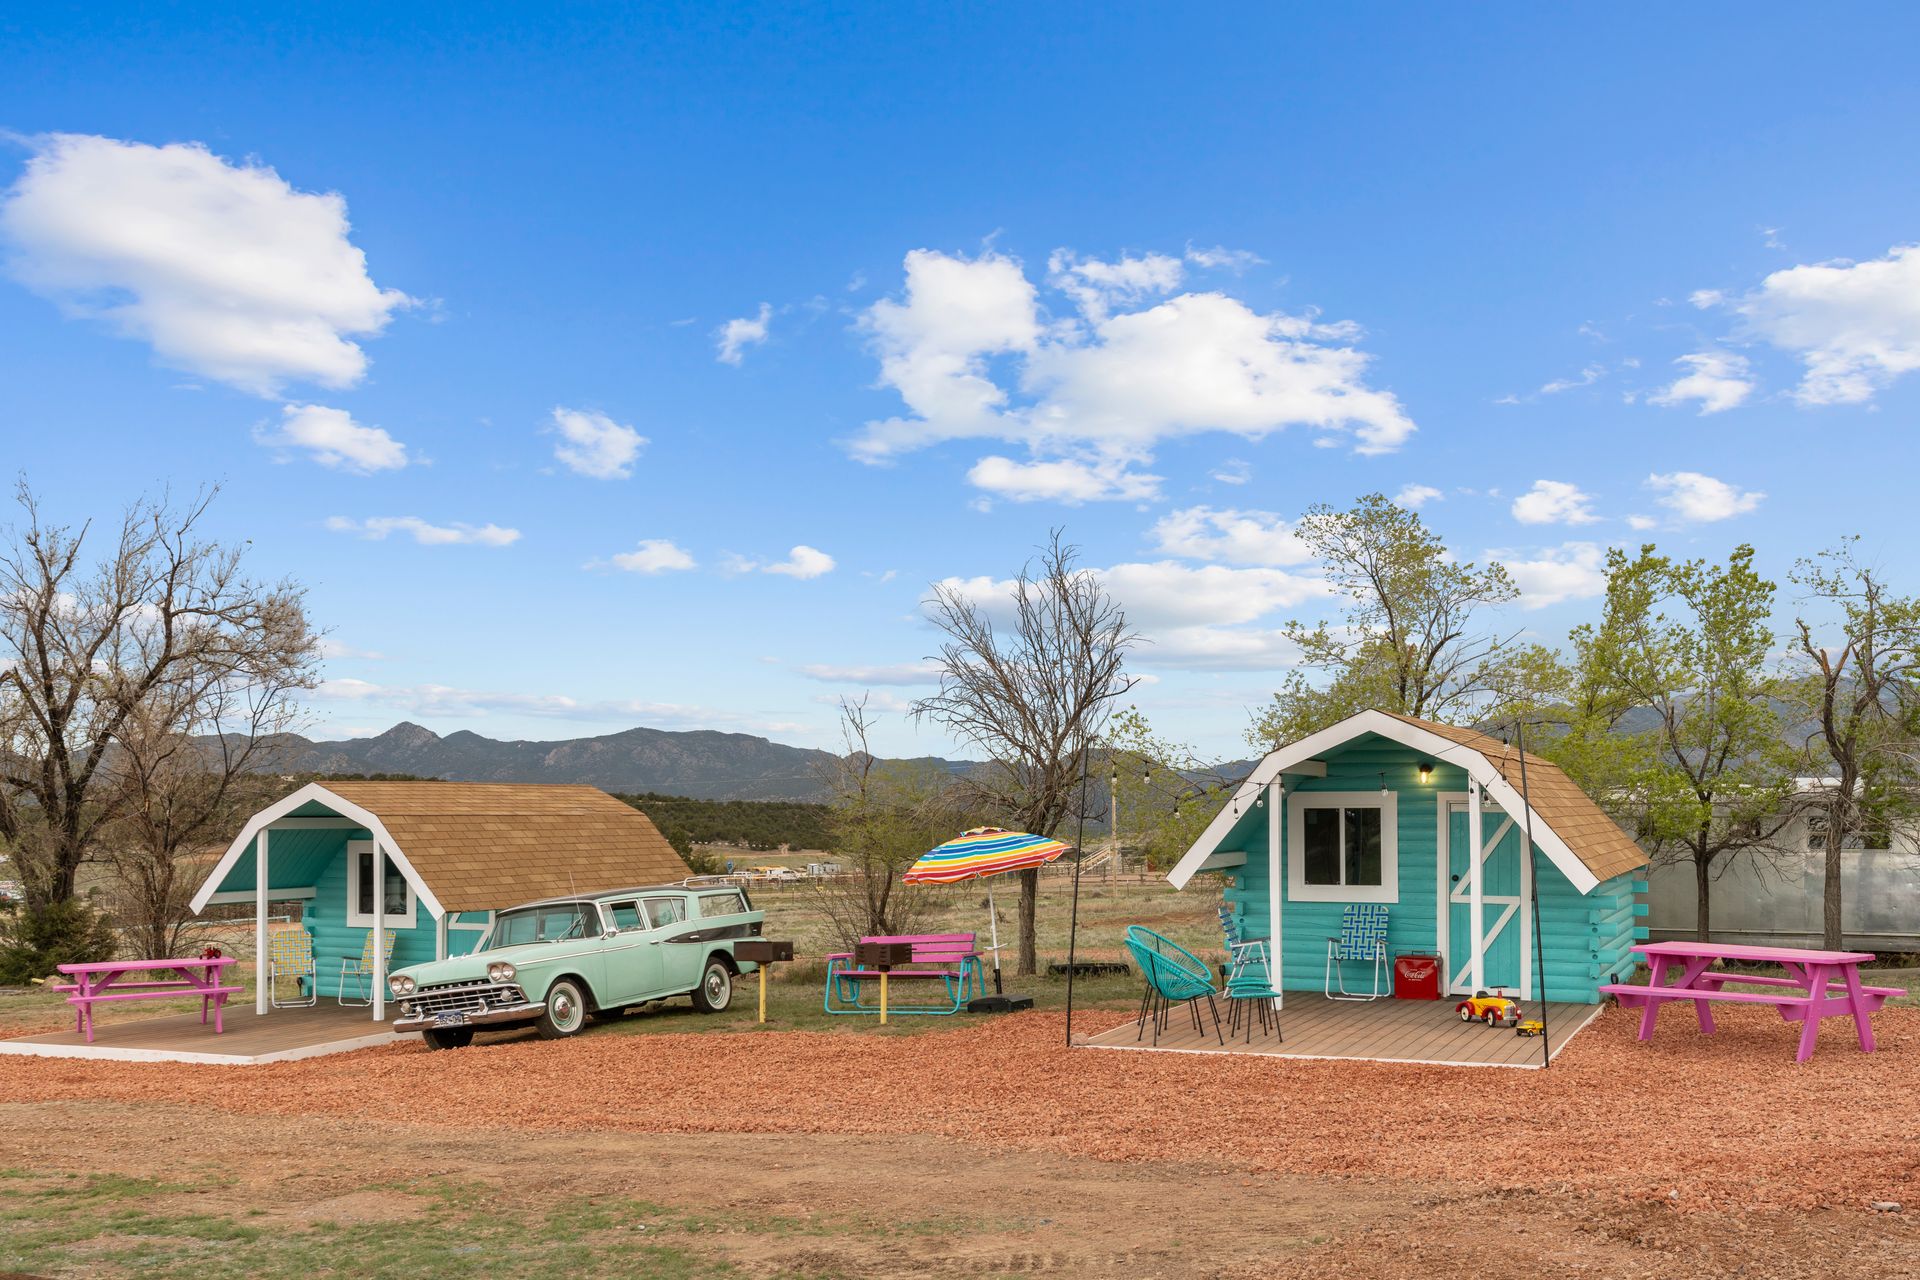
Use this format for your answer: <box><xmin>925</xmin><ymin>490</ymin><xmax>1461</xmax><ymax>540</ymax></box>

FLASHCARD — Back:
<box><xmin>1454</xmin><ymin>991</ymin><xmax>1521</xmax><ymax>1027</ymax></box>
<box><xmin>1515</xmin><ymin>1019</ymin><xmax>1545</xmax><ymax>1037</ymax></box>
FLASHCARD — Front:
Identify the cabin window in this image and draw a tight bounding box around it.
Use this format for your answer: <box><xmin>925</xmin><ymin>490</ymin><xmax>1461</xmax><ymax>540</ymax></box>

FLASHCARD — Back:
<box><xmin>345</xmin><ymin>839</ymin><xmax>416</xmax><ymax>927</ymax></box>
<box><xmin>1287</xmin><ymin>793</ymin><xmax>1398</xmax><ymax>904</ymax></box>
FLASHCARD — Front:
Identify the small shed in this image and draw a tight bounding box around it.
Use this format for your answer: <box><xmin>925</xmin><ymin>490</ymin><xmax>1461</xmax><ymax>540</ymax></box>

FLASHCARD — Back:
<box><xmin>190</xmin><ymin>781</ymin><xmax>690</xmax><ymax>1021</ymax></box>
<box><xmin>1165</xmin><ymin>710</ymin><xmax>1650</xmax><ymax>1003</ymax></box>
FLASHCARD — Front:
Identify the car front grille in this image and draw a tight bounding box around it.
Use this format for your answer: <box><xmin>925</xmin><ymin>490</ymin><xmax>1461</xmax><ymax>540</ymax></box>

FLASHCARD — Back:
<box><xmin>402</xmin><ymin>980</ymin><xmax>529</xmax><ymax>1018</ymax></box>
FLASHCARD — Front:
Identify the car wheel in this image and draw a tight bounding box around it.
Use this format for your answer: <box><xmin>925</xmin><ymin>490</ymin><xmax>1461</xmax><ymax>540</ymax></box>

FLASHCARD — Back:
<box><xmin>691</xmin><ymin>957</ymin><xmax>734</xmax><ymax>1014</ymax></box>
<box><xmin>1458</xmin><ymin>1007</ymin><xmax>1472</xmax><ymax>1022</ymax></box>
<box><xmin>1483</xmin><ymin>1011</ymin><xmax>1498</xmax><ymax>1027</ymax></box>
<box><xmin>422</xmin><ymin>1027</ymin><xmax>475</xmax><ymax>1050</ymax></box>
<box><xmin>536</xmin><ymin>977</ymin><xmax>591</xmax><ymax>1039</ymax></box>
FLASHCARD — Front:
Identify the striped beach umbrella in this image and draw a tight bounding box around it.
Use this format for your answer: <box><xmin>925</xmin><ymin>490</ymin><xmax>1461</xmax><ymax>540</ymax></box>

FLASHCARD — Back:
<box><xmin>905</xmin><ymin>828</ymin><xmax>1072</xmax><ymax>990</ymax></box>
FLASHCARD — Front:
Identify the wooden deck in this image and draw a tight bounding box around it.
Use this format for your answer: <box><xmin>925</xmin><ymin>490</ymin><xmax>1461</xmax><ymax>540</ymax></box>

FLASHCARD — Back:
<box><xmin>1077</xmin><ymin>994</ymin><xmax>1600</xmax><ymax>1068</ymax></box>
<box><xmin>0</xmin><ymin>1001</ymin><xmax>407</xmax><ymax>1065</ymax></box>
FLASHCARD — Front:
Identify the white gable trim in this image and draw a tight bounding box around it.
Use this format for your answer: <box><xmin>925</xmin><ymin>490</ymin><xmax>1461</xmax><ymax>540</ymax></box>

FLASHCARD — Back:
<box><xmin>188</xmin><ymin>782</ymin><xmax>446</xmax><ymax>918</ymax></box>
<box><xmin>1165</xmin><ymin>710</ymin><xmax>1600</xmax><ymax>895</ymax></box>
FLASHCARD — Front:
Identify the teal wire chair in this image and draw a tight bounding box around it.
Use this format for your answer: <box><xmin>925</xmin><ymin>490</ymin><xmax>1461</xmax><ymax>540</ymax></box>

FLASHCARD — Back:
<box><xmin>1123</xmin><ymin>925</ymin><xmax>1223</xmax><ymax>1046</ymax></box>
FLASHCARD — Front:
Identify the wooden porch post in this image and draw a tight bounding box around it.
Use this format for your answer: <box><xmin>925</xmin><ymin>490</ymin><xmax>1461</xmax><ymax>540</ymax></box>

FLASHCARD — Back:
<box><xmin>436</xmin><ymin>911</ymin><xmax>448</xmax><ymax>961</ymax></box>
<box><xmin>254</xmin><ymin>828</ymin><xmax>270</xmax><ymax>1016</ymax></box>
<box><xmin>1267</xmin><ymin>778</ymin><xmax>1283</xmax><ymax>1011</ymax></box>
<box><xmin>1468</xmin><ymin>781</ymin><xmax>1485</xmax><ymax>993</ymax></box>
<box><xmin>372</xmin><ymin>842</ymin><xmax>386</xmax><ymax>1022</ymax></box>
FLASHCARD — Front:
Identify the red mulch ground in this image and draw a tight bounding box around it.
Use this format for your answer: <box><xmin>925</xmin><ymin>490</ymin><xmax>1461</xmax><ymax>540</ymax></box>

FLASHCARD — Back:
<box><xmin>3</xmin><ymin>1004</ymin><xmax>1915</xmax><ymax>1214</ymax></box>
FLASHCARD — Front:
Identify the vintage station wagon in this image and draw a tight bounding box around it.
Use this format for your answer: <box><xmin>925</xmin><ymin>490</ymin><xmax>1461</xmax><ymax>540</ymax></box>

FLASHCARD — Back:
<box><xmin>388</xmin><ymin>883</ymin><xmax>765</xmax><ymax>1048</ymax></box>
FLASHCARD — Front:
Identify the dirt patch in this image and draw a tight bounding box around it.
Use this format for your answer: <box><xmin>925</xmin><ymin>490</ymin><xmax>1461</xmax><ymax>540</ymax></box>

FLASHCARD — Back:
<box><xmin>1</xmin><ymin>1102</ymin><xmax>1915</xmax><ymax>1279</ymax></box>
<box><xmin>2</xmin><ymin>1004</ymin><xmax>1918</xmax><ymax>1215</ymax></box>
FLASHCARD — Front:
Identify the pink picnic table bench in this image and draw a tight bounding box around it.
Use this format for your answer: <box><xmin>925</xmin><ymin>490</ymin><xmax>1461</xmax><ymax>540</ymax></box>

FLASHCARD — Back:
<box><xmin>1600</xmin><ymin>941</ymin><xmax>1906</xmax><ymax>1063</ymax></box>
<box><xmin>54</xmin><ymin>956</ymin><xmax>242</xmax><ymax>1044</ymax></box>
<box><xmin>823</xmin><ymin>933</ymin><xmax>986</xmax><ymax>1016</ymax></box>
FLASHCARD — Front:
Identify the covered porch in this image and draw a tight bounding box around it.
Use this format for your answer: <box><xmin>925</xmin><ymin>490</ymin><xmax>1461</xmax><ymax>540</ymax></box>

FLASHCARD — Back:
<box><xmin>0</xmin><ymin>1001</ymin><xmax>408</xmax><ymax>1065</ymax></box>
<box><xmin>1076</xmin><ymin>994</ymin><xmax>1601</xmax><ymax>1068</ymax></box>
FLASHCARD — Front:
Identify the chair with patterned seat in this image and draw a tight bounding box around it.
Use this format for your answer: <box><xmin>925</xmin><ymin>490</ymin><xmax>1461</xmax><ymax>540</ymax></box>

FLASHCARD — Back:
<box><xmin>1324</xmin><ymin>904</ymin><xmax>1389</xmax><ymax>1001</ymax></box>
<box><xmin>267</xmin><ymin>925</ymin><xmax>317</xmax><ymax>1008</ymax></box>
<box><xmin>337</xmin><ymin>928</ymin><xmax>396</xmax><ymax>1007</ymax></box>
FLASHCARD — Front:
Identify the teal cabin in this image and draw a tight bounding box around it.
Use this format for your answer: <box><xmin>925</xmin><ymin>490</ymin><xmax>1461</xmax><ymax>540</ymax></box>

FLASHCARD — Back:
<box><xmin>189</xmin><ymin>781</ymin><xmax>691</xmax><ymax>1022</ymax></box>
<box><xmin>1166</xmin><ymin>711</ymin><xmax>1649</xmax><ymax>1003</ymax></box>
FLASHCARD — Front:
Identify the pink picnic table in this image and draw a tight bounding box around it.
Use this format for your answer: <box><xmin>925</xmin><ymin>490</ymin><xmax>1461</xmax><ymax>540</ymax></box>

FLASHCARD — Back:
<box><xmin>55</xmin><ymin>956</ymin><xmax>241</xmax><ymax>1043</ymax></box>
<box><xmin>1600</xmin><ymin>941</ymin><xmax>1906</xmax><ymax>1063</ymax></box>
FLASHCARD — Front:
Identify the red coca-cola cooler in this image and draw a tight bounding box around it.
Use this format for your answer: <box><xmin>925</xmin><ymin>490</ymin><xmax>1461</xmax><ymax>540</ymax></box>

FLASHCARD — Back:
<box><xmin>1393</xmin><ymin>953</ymin><xmax>1442</xmax><ymax>1000</ymax></box>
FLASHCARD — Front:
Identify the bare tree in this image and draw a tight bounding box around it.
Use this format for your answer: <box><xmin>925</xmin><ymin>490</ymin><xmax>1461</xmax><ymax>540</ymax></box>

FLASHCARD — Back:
<box><xmin>1786</xmin><ymin>541</ymin><xmax>1920</xmax><ymax>949</ymax></box>
<box><xmin>0</xmin><ymin>480</ymin><xmax>318</xmax><ymax>948</ymax></box>
<box><xmin>807</xmin><ymin>697</ymin><xmax>953</xmax><ymax>943</ymax></box>
<box><xmin>914</xmin><ymin>532</ymin><xmax>1136</xmax><ymax>975</ymax></box>
<box><xmin>103</xmin><ymin>648</ymin><xmax>313</xmax><ymax>958</ymax></box>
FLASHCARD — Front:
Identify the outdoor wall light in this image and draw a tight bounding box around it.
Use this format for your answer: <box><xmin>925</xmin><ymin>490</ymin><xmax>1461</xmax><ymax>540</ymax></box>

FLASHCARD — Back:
<box><xmin>1418</xmin><ymin>762</ymin><xmax>1434</xmax><ymax>783</ymax></box>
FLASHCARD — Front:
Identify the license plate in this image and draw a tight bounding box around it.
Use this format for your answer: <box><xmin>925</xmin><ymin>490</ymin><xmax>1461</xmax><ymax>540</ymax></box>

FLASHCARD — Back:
<box><xmin>433</xmin><ymin>1012</ymin><xmax>469</xmax><ymax>1027</ymax></box>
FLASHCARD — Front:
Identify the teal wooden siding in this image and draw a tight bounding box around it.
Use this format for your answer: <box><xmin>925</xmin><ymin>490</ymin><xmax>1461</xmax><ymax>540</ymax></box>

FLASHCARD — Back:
<box><xmin>304</xmin><ymin>844</ymin><xmax>437</xmax><ymax>998</ymax></box>
<box><xmin>1212</xmin><ymin>732</ymin><xmax>1647</xmax><ymax>1005</ymax></box>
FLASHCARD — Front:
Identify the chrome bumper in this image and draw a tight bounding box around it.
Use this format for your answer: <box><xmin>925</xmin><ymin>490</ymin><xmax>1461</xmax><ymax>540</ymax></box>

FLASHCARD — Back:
<box><xmin>392</xmin><ymin>999</ymin><xmax>546</xmax><ymax>1033</ymax></box>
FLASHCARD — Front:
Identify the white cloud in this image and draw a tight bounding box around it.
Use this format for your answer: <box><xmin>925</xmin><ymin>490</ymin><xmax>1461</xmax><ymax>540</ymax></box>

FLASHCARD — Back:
<box><xmin>1649</xmin><ymin>351</ymin><xmax>1753</xmax><ymax>415</ymax></box>
<box><xmin>314</xmin><ymin>677</ymin><xmax>804</xmax><ymax>734</ymax></box>
<box><xmin>1395</xmin><ymin>483</ymin><xmax>1443</xmax><ymax>510</ymax></box>
<box><xmin>1540</xmin><ymin>365</ymin><xmax>1605</xmax><ymax>395</ymax></box>
<box><xmin>799</xmin><ymin>661</ymin><xmax>941</xmax><ymax>685</ymax></box>
<box><xmin>967</xmin><ymin>455</ymin><xmax>1161</xmax><ymax>504</ymax></box>
<box><xmin>730</xmin><ymin>545</ymin><xmax>836</xmax><ymax>579</ymax></box>
<box><xmin>324</xmin><ymin>516</ymin><xmax>520</xmax><ymax>546</ymax></box>
<box><xmin>608</xmin><ymin>539</ymin><xmax>696</xmax><ymax>574</ymax></box>
<box><xmin>1211</xmin><ymin>459</ymin><xmax>1251</xmax><ymax>486</ymax></box>
<box><xmin>548</xmin><ymin>407</ymin><xmax>646</xmax><ymax>479</ymax></box>
<box><xmin>1495</xmin><ymin>542</ymin><xmax>1608</xmax><ymax>610</ymax></box>
<box><xmin>1185</xmin><ymin>244</ymin><xmax>1266</xmax><ymax>272</ymax></box>
<box><xmin>255</xmin><ymin>403</ymin><xmax>409</xmax><ymax>473</ymax></box>
<box><xmin>0</xmin><ymin>133</ymin><xmax>409</xmax><ymax>395</ymax></box>
<box><xmin>1701</xmin><ymin>243</ymin><xmax>1920</xmax><ymax>405</ymax></box>
<box><xmin>1511</xmin><ymin>479</ymin><xmax>1599</xmax><ymax>526</ymax></box>
<box><xmin>1646</xmin><ymin>471</ymin><xmax>1764</xmax><ymax>522</ymax></box>
<box><xmin>852</xmin><ymin>246</ymin><xmax>1414</xmax><ymax>502</ymax></box>
<box><xmin>1151</xmin><ymin>505</ymin><xmax>1312</xmax><ymax>566</ymax></box>
<box><xmin>934</xmin><ymin>559</ymin><xmax>1326</xmax><ymax>671</ymax></box>
<box><xmin>1625</xmin><ymin>514</ymin><xmax>1658</xmax><ymax>531</ymax></box>
<box><xmin>715</xmin><ymin>303</ymin><xmax>772</xmax><ymax>365</ymax></box>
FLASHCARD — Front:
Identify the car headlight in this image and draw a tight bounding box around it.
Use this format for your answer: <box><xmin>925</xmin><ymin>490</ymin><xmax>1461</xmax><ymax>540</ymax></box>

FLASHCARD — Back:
<box><xmin>388</xmin><ymin>975</ymin><xmax>416</xmax><ymax>996</ymax></box>
<box><xmin>487</xmin><ymin>961</ymin><xmax>517</xmax><ymax>983</ymax></box>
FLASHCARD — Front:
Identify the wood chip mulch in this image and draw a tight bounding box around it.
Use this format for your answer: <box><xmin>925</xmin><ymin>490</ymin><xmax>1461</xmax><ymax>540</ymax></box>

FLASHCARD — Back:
<box><xmin>3</xmin><ymin>1003</ymin><xmax>1915</xmax><ymax>1213</ymax></box>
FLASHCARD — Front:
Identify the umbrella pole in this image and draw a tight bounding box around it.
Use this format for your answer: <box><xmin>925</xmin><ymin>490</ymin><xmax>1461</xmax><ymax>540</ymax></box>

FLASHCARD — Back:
<box><xmin>987</xmin><ymin>880</ymin><xmax>1004</xmax><ymax>995</ymax></box>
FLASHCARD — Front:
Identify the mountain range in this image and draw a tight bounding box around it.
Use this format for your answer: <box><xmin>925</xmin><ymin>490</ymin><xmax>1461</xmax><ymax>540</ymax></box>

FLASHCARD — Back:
<box><xmin>273</xmin><ymin>722</ymin><xmax>974</xmax><ymax>801</ymax></box>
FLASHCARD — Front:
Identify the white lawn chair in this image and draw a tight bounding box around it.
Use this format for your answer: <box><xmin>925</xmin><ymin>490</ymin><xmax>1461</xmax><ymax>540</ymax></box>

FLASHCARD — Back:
<box><xmin>268</xmin><ymin>925</ymin><xmax>317</xmax><ymax>1008</ymax></box>
<box><xmin>1324</xmin><ymin>904</ymin><xmax>1389</xmax><ymax>1001</ymax></box>
<box><xmin>337</xmin><ymin>928</ymin><xmax>397</xmax><ymax>1006</ymax></box>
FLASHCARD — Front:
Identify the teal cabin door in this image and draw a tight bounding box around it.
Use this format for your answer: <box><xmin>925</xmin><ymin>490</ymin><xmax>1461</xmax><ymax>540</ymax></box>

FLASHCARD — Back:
<box><xmin>1445</xmin><ymin>799</ymin><xmax>1523</xmax><ymax>994</ymax></box>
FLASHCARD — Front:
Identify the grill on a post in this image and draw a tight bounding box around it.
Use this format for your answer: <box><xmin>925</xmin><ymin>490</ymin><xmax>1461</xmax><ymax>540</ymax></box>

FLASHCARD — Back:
<box><xmin>852</xmin><ymin>941</ymin><xmax>916</xmax><ymax>1023</ymax></box>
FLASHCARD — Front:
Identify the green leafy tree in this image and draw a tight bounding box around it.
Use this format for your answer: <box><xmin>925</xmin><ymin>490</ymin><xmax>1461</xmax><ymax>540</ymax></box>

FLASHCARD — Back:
<box><xmin>1249</xmin><ymin>493</ymin><xmax>1534</xmax><ymax>748</ymax></box>
<box><xmin>1785</xmin><ymin>540</ymin><xmax>1920</xmax><ymax>949</ymax></box>
<box><xmin>1550</xmin><ymin>544</ymin><xmax>1793</xmax><ymax>940</ymax></box>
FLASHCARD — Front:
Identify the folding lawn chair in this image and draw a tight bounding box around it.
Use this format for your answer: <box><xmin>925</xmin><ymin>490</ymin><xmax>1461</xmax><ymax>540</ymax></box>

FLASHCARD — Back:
<box><xmin>1324</xmin><ymin>904</ymin><xmax>1389</xmax><ymax>1001</ymax></box>
<box><xmin>268</xmin><ymin>925</ymin><xmax>317</xmax><ymax>1008</ymax></box>
<box><xmin>337</xmin><ymin>928</ymin><xmax>396</xmax><ymax>1006</ymax></box>
<box><xmin>1217</xmin><ymin>904</ymin><xmax>1270</xmax><ymax>985</ymax></box>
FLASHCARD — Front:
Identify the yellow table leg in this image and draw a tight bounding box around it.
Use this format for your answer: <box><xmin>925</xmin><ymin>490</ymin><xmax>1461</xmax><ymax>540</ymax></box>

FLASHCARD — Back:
<box><xmin>880</xmin><ymin>971</ymin><xmax>889</xmax><ymax>1025</ymax></box>
<box><xmin>758</xmin><ymin>965</ymin><xmax>768</xmax><ymax>1023</ymax></box>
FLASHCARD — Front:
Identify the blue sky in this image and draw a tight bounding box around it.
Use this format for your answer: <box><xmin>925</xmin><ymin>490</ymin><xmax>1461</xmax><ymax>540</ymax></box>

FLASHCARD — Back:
<box><xmin>5</xmin><ymin>6</ymin><xmax>1919</xmax><ymax>760</ymax></box>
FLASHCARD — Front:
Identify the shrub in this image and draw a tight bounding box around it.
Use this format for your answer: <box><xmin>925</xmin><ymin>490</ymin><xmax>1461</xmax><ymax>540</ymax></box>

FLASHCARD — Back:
<box><xmin>0</xmin><ymin>899</ymin><xmax>118</xmax><ymax>985</ymax></box>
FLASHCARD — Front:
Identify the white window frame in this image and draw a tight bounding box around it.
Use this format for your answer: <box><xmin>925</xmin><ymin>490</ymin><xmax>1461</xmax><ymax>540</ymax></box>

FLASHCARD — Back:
<box><xmin>345</xmin><ymin>838</ymin><xmax>418</xmax><ymax>928</ymax></box>
<box><xmin>1286</xmin><ymin>791</ymin><xmax>1398</xmax><ymax>904</ymax></box>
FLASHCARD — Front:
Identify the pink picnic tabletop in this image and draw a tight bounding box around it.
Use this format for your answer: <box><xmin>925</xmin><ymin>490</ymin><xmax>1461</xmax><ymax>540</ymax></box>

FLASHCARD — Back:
<box><xmin>57</xmin><ymin>956</ymin><xmax>238</xmax><ymax>975</ymax></box>
<box><xmin>1633</xmin><ymin>941</ymin><xmax>1875</xmax><ymax>965</ymax></box>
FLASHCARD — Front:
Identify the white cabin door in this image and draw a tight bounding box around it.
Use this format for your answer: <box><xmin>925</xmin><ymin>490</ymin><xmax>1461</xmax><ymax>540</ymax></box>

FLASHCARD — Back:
<box><xmin>1444</xmin><ymin>799</ymin><xmax>1524</xmax><ymax>995</ymax></box>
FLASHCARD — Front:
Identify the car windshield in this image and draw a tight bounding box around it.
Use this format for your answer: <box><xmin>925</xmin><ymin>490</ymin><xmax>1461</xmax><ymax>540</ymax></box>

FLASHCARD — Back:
<box><xmin>490</xmin><ymin>903</ymin><xmax>595</xmax><ymax>947</ymax></box>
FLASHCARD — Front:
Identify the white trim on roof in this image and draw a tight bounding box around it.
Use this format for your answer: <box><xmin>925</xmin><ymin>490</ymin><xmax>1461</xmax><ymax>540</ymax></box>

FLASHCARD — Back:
<box><xmin>188</xmin><ymin>782</ymin><xmax>446</xmax><ymax>919</ymax></box>
<box><xmin>1165</xmin><ymin>710</ymin><xmax>1601</xmax><ymax>896</ymax></box>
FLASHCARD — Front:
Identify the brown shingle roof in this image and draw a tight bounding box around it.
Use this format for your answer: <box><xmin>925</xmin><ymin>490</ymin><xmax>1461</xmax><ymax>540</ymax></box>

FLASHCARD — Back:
<box><xmin>1376</xmin><ymin>711</ymin><xmax>1649</xmax><ymax>883</ymax></box>
<box><xmin>320</xmin><ymin>782</ymin><xmax>691</xmax><ymax>913</ymax></box>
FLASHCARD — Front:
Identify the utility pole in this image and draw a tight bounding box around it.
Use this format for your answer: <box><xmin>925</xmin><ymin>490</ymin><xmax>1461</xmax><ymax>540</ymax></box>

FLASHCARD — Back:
<box><xmin>1109</xmin><ymin>767</ymin><xmax>1120</xmax><ymax>886</ymax></box>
